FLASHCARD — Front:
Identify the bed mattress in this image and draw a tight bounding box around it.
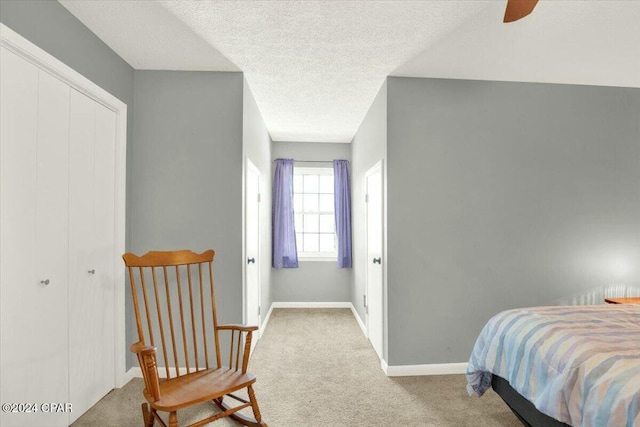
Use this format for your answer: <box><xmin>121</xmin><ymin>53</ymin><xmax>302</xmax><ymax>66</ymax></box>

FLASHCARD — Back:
<box><xmin>466</xmin><ymin>304</ymin><xmax>640</xmax><ymax>427</ymax></box>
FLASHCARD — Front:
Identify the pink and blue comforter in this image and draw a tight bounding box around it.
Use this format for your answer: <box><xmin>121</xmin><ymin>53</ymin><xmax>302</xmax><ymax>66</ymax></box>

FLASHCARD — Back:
<box><xmin>466</xmin><ymin>304</ymin><xmax>640</xmax><ymax>427</ymax></box>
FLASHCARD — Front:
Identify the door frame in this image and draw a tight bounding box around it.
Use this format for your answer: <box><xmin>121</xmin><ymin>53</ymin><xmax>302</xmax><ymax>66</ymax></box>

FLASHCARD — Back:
<box><xmin>364</xmin><ymin>159</ymin><xmax>386</xmax><ymax>362</ymax></box>
<box><xmin>1</xmin><ymin>24</ymin><xmax>128</xmax><ymax>387</ymax></box>
<box><xmin>243</xmin><ymin>157</ymin><xmax>262</xmax><ymax>335</ymax></box>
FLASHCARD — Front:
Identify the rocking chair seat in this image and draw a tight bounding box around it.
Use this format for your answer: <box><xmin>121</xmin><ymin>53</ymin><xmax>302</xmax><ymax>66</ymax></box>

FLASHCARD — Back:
<box><xmin>146</xmin><ymin>368</ymin><xmax>257</xmax><ymax>412</ymax></box>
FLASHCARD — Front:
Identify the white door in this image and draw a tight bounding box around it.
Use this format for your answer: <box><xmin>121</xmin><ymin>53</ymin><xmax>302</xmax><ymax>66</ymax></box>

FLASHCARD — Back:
<box><xmin>366</xmin><ymin>161</ymin><xmax>384</xmax><ymax>361</ymax></box>
<box><xmin>68</xmin><ymin>89</ymin><xmax>116</xmax><ymax>422</ymax></box>
<box><xmin>0</xmin><ymin>47</ymin><xmax>71</xmax><ymax>427</ymax></box>
<box><xmin>245</xmin><ymin>159</ymin><xmax>261</xmax><ymax>348</ymax></box>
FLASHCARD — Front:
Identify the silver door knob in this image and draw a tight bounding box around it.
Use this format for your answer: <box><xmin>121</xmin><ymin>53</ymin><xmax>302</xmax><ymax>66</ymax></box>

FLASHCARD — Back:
<box><xmin>41</xmin><ymin>279</ymin><xmax>50</xmax><ymax>285</ymax></box>
<box><xmin>88</xmin><ymin>269</ymin><xmax>95</xmax><ymax>274</ymax></box>
<box><xmin>372</xmin><ymin>258</ymin><xmax>381</xmax><ymax>264</ymax></box>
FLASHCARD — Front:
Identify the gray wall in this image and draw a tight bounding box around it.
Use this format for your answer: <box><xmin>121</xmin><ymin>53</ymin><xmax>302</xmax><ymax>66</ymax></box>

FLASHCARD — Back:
<box><xmin>386</xmin><ymin>77</ymin><xmax>640</xmax><ymax>365</ymax></box>
<box><xmin>132</xmin><ymin>70</ymin><xmax>244</xmax><ymax>365</ymax></box>
<box><xmin>242</xmin><ymin>78</ymin><xmax>274</xmax><ymax>321</ymax></box>
<box><xmin>350</xmin><ymin>81</ymin><xmax>387</xmax><ymax>340</ymax></box>
<box><xmin>272</xmin><ymin>141</ymin><xmax>352</xmax><ymax>302</ymax></box>
<box><xmin>0</xmin><ymin>0</ymin><xmax>138</xmax><ymax>367</ymax></box>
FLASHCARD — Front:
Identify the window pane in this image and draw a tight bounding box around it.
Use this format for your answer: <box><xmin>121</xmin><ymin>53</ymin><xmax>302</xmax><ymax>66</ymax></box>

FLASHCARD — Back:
<box><xmin>319</xmin><ymin>234</ymin><xmax>335</xmax><ymax>252</ymax></box>
<box><xmin>303</xmin><ymin>234</ymin><xmax>319</xmax><ymax>252</ymax></box>
<box><xmin>319</xmin><ymin>175</ymin><xmax>334</xmax><ymax>193</ymax></box>
<box><xmin>294</xmin><ymin>214</ymin><xmax>302</xmax><ymax>232</ymax></box>
<box><xmin>303</xmin><ymin>214</ymin><xmax>318</xmax><ymax>232</ymax></box>
<box><xmin>295</xmin><ymin>232</ymin><xmax>302</xmax><ymax>252</ymax></box>
<box><xmin>303</xmin><ymin>194</ymin><xmax>318</xmax><ymax>212</ymax></box>
<box><xmin>319</xmin><ymin>194</ymin><xmax>333</xmax><ymax>212</ymax></box>
<box><xmin>319</xmin><ymin>214</ymin><xmax>334</xmax><ymax>233</ymax></box>
<box><xmin>294</xmin><ymin>174</ymin><xmax>303</xmax><ymax>192</ymax></box>
<box><xmin>303</xmin><ymin>175</ymin><xmax>318</xmax><ymax>193</ymax></box>
<box><xmin>293</xmin><ymin>194</ymin><xmax>303</xmax><ymax>213</ymax></box>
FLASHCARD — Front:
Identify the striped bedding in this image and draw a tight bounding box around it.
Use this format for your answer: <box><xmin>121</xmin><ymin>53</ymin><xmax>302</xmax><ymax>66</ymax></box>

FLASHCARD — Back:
<box><xmin>466</xmin><ymin>304</ymin><xmax>640</xmax><ymax>427</ymax></box>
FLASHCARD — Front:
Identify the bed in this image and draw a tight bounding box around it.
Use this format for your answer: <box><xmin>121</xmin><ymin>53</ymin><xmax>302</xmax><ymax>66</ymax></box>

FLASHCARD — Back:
<box><xmin>466</xmin><ymin>304</ymin><xmax>640</xmax><ymax>427</ymax></box>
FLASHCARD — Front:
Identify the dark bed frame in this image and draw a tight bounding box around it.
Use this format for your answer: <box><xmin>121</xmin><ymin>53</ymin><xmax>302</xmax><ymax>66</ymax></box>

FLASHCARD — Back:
<box><xmin>491</xmin><ymin>375</ymin><xmax>571</xmax><ymax>427</ymax></box>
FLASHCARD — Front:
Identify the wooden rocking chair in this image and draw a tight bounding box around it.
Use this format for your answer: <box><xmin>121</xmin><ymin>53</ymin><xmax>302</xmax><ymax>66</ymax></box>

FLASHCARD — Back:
<box><xmin>123</xmin><ymin>249</ymin><xmax>267</xmax><ymax>427</ymax></box>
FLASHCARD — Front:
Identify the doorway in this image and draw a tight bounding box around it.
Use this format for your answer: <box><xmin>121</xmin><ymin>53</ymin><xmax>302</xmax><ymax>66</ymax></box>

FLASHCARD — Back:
<box><xmin>245</xmin><ymin>158</ymin><xmax>261</xmax><ymax>351</ymax></box>
<box><xmin>365</xmin><ymin>160</ymin><xmax>384</xmax><ymax>361</ymax></box>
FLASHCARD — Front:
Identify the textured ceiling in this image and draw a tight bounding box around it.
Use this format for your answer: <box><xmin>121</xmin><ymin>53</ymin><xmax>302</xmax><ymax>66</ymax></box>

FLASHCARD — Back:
<box><xmin>59</xmin><ymin>1</ymin><xmax>640</xmax><ymax>143</ymax></box>
<box><xmin>394</xmin><ymin>1</ymin><xmax>640</xmax><ymax>88</ymax></box>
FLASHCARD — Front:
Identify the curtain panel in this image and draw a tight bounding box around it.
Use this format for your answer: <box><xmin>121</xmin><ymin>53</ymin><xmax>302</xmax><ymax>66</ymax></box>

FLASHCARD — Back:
<box><xmin>272</xmin><ymin>159</ymin><xmax>299</xmax><ymax>268</ymax></box>
<box><xmin>333</xmin><ymin>160</ymin><xmax>352</xmax><ymax>268</ymax></box>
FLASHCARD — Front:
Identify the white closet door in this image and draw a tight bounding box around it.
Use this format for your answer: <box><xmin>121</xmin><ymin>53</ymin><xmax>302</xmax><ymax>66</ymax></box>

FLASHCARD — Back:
<box><xmin>87</xmin><ymin>100</ymin><xmax>116</xmax><ymax>405</ymax></box>
<box><xmin>0</xmin><ymin>47</ymin><xmax>71</xmax><ymax>427</ymax></box>
<box><xmin>245</xmin><ymin>160</ymin><xmax>261</xmax><ymax>350</ymax></box>
<box><xmin>33</xmin><ymin>70</ymin><xmax>71</xmax><ymax>426</ymax></box>
<box><xmin>366</xmin><ymin>162</ymin><xmax>384</xmax><ymax>361</ymax></box>
<box><xmin>68</xmin><ymin>89</ymin><xmax>116</xmax><ymax>422</ymax></box>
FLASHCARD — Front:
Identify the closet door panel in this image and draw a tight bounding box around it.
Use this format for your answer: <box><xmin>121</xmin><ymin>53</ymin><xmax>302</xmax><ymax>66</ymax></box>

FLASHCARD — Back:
<box><xmin>33</xmin><ymin>70</ymin><xmax>72</xmax><ymax>427</ymax></box>
<box><xmin>0</xmin><ymin>47</ymin><xmax>39</xmax><ymax>427</ymax></box>
<box><xmin>68</xmin><ymin>91</ymin><xmax>118</xmax><ymax>422</ymax></box>
<box><xmin>92</xmin><ymin>103</ymin><xmax>116</xmax><ymax>388</ymax></box>
<box><xmin>68</xmin><ymin>89</ymin><xmax>97</xmax><ymax>423</ymax></box>
<box><xmin>0</xmin><ymin>48</ymin><xmax>70</xmax><ymax>427</ymax></box>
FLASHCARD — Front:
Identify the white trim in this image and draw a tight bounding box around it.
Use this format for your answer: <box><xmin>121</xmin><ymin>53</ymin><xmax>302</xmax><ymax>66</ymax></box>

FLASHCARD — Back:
<box><xmin>260</xmin><ymin>303</ymin><xmax>274</xmax><ymax>338</ymax></box>
<box><xmin>113</xmin><ymin>77</ymin><xmax>128</xmax><ymax>390</ymax></box>
<box><xmin>0</xmin><ymin>24</ymin><xmax>126</xmax><ymax>113</ymax></box>
<box><xmin>124</xmin><ymin>368</ymin><xmax>141</xmax><ymax>383</ymax></box>
<box><xmin>298</xmin><ymin>256</ymin><xmax>338</xmax><ymax>262</ymax></box>
<box><xmin>293</xmin><ymin>166</ymin><xmax>333</xmax><ymax>176</ymax></box>
<box><xmin>293</xmin><ymin>164</ymin><xmax>338</xmax><ymax>259</ymax></box>
<box><xmin>1</xmin><ymin>24</ymin><xmax>128</xmax><ymax>389</ymax></box>
<box><xmin>384</xmin><ymin>362</ymin><xmax>467</xmax><ymax>377</ymax></box>
<box><xmin>272</xmin><ymin>301</ymin><xmax>352</xmax><ymax>308</ymax></box>
<box><xmin>350</xmin><ymin>303</ymin><xmax>367</xmax><ymax>337</ymax></box>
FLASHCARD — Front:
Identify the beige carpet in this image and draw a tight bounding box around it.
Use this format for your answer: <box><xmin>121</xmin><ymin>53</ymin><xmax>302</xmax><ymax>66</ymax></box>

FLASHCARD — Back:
<box><xmin>72</xmin><ymin>308</ymin><xmax>520</xmax><ymax>427</ymax></box>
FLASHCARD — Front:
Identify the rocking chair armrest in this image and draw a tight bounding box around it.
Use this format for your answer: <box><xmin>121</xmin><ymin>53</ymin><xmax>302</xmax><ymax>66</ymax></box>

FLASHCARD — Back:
<box><xmin>130</xmin><ymin>342</ymin><xmax>161</xmax><ymax>402</ymax></box>
<box><xmin>130</xmin><ymin>342</ymin><xmax>157</xmax><ymax>356</ymax></box>
<box><xmin>217</xmin><ymin>324</ymin><xmax>258</xmax><ymax>332</ymax></box>
<box><xmin>216</xmin><ymin>325</ymin><xmax>258</xmax><ymax>374</ymax></box>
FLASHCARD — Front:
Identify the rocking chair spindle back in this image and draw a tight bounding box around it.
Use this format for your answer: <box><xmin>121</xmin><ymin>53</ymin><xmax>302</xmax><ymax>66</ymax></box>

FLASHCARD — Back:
<box><xmin>123</xmin><ymin>249</ymin><xmax>267</xmax><ymax>427</ymax></box>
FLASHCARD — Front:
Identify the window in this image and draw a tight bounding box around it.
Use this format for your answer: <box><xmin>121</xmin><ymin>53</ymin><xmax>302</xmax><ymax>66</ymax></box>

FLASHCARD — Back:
<box><xmin>293</xmin><ymin>167</ymin><xmax>336</xmax><ymax>259</ymax></box>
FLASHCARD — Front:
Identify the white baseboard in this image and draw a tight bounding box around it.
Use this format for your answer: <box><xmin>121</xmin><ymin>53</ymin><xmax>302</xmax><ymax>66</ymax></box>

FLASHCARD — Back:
<box><xmin>260</xmin><ymin>303</ymin><xmax>274</xmax><ymax>338</ymax></box>
<box><xmin>125</xmin><ymin>367</ymin><xmax>142</xmax><ymax>381</ymax></box>
<box><xmin>350</xmin><ymin>304</ymin><xmax>367</xmax><ymax>337</ymax></box>
<box><xmin>383</xmin><ymin>362</ymin><xmax>467</xmax><ymax>376</ymax></box>
<box><xmin>271</xmin><ymin>301</ymin><xmax>352</xmax><ymax>308</ymax></box>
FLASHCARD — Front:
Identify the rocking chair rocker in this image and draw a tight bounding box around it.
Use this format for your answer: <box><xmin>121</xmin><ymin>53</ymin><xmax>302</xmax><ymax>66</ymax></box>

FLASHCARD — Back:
<box><xmin>123</xmin><ymin>249</ymin><xmax>267</xmax><ymax>427</ymax></box>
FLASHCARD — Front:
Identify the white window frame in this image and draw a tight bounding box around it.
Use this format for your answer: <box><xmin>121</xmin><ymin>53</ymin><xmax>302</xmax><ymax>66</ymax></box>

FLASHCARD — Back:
<box><xmin>293</xmin><ymin>166</ymin><xmax>337</xmax><ymax>261</ymax></box>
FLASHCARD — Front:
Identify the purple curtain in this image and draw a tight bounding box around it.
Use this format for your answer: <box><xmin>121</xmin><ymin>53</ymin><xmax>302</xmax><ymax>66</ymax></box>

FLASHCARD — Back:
<box><xmin>333</xmin><ymin>160</ymin><xmax>352</xmax><ymax>268</ymax></box>
<box><xmin>272</xmin><ymin>159</ymin><xmax>298</xmax><ymax>268</ymax></box>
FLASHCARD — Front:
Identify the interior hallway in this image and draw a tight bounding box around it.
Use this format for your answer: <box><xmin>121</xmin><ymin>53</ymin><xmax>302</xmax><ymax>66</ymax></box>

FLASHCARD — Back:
<box><xmin>72</xmin><ymin>308</ymin><xmax>519</xmax><ymax>426</ymax></box>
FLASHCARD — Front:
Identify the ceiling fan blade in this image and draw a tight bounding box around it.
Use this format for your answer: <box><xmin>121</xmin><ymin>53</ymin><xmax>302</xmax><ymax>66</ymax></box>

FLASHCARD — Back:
<box><xmin>504</xmin><ymin>0</ymin><xmax>539</xmax><ymax>23</ymax></box>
